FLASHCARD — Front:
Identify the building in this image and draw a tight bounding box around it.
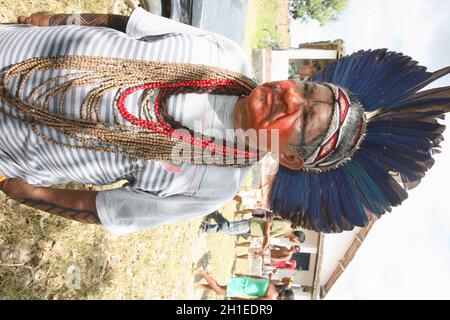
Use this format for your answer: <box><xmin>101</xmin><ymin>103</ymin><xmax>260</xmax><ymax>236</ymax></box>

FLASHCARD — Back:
<box><xmin>252</xmin><ymin>39</ymin><xmax>345</xmax><ymax>84</ymax></box>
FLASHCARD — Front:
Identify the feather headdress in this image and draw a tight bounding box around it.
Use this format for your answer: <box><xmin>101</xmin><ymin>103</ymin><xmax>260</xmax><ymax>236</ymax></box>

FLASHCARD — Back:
<box><xmin>270</xmin><ymin>49</ymin><xmax>450</xmax><ymax>233</ymax></box>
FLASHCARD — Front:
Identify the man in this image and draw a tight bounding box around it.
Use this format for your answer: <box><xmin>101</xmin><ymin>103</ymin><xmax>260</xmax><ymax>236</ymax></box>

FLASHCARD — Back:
<box><xmin>0</xmin><ymin>8</ymin><xmax>335</xmax><ymax>235</ymax></box>
<box><xmin>200</xmin><ymin>211</ymin><xmax>305</xmax><ymax>249</ymax></box>
<box><xmin>1</xmin><ymin>9</ymin><xmax>450</xmax><ymax>235</ymax></box>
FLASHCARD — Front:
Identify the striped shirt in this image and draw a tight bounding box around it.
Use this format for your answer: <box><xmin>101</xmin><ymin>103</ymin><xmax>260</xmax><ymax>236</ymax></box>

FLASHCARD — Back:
<box><xmin>0</xmin><ymin>8</ymin><xmax>254</xmax><ymax>235</ymax></box>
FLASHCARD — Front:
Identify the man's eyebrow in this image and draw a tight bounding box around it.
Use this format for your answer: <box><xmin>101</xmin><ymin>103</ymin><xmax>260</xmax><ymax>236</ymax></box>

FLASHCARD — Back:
<box><xmin>312</xmin><ymin>85</ymin><xmax>336</xmax><ymax>106</ymax></box>
<box><xmin>311</xmin><ymin>99</ymin><xmax>335</xmax><ymax>106</ymax></box>
<box><xmin>322</xmin><ymin>83</ymin><xmax>337</xmax><ymax>103</ymax></box>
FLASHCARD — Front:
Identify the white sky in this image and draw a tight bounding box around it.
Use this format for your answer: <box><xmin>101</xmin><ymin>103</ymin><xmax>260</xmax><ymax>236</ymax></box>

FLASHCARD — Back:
<box><xmin>290</xmin><ymin>0</ymin><xmax>450</xmax><ymax>299</ymax></box>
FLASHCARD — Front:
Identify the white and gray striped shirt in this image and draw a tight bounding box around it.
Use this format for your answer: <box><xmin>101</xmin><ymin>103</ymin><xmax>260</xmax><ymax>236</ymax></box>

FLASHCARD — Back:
<box><xmin>0</xmin><ymin>8</ymin><xmax>254</xmax><ymax>235</ymax></box>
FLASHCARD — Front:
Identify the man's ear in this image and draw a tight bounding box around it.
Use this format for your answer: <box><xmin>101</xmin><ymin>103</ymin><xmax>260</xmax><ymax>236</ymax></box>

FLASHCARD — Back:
<box><xmin>280</xmin><ymin>149</ymin><xmax>304</xmax><ymax>171</ymax></box>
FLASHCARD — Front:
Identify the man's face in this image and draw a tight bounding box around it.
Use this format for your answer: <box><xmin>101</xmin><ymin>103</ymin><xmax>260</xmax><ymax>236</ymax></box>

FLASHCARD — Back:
<box><xmin>239</xmin><ymin>80</ymin><xmax>334</xmax><ymax>161</ymax></box>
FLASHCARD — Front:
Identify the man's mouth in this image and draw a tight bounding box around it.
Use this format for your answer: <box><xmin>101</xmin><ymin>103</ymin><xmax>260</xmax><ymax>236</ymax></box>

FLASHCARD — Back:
<box><xmin>268</xmin><ymin>93</ymin><xmax>288</xmax><ymax>122</ymax></box>
<box><xmin>254</xmin><ymin>84</ymin><xmax>291</xmax><ymax>123</ymax></box>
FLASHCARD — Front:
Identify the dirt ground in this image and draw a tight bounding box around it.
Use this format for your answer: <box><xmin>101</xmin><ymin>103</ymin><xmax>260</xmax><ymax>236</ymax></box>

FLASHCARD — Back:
<box><xmin>0</xmin><ymin>0</ymin><xmax>289</xmax><ymax>300</ymax></box>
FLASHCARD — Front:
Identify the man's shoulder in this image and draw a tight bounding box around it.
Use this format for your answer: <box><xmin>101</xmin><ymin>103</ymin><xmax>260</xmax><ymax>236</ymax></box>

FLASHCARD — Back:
<box><xmin>213</xmin><ymin>34</ymin><xmax>255</xmax><ymax>80</ymax></box>
<box><xmin>197</xmin><ymin>165</ymin><xmax>249</xmax><ymax>198</ymax></box>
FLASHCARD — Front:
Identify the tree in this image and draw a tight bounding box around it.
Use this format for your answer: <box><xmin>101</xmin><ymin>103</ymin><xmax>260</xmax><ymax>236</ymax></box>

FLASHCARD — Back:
<box><xmin>290</xmin><ymin>0</ymin><xmax>349</xmax><ymax>25</ymax></box>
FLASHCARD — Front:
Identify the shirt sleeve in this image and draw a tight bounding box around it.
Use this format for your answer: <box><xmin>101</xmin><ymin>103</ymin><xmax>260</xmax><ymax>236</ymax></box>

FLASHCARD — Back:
<box><xmin>96</xmin><ymin>186</ymin><xmax>222</xmax><ymax>236</ymax></box>
<box><xmin>126</xmin><ymin>7</ymin><xmax>210</xmax><ymax>39</ymax></box>
<box><xmin>96</xmin><ymin>166</ymin><xmax>251</xmax><ymax>236</ymax></box>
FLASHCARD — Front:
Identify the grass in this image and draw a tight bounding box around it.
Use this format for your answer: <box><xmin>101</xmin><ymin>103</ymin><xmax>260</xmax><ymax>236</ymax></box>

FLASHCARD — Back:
<box><xmin>0</xmin><ymin>0</ymin><xmax>288</xmax><ymax>300</ymax></box>
<box><xmin>0</xmin><ymin>189</ymin><xmax>246</xmax><ymax>299</ymax></box>
<box><xmin>244</xmin><ymin>0</ymin><xmax>290</xmax><ymax>52</ymax></box>
<box><xmin>0</xmin><ymin>0</ymin><xmax>114</xmax><ymax>22</ymax></box>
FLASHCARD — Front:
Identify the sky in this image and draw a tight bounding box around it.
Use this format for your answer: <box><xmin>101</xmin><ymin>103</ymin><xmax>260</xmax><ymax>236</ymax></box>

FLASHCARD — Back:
<box><xmin>290</xmin><ymin>0</ymin><xmax>450</xmax><ymax>300</ymax></box>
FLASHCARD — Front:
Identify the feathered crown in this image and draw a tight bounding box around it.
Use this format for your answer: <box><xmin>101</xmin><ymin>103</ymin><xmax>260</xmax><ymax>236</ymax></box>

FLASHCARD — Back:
<box><xmin>270</xmin><ymin>49</ymin><xmax>450</xmax><ymax>233</ymax></box>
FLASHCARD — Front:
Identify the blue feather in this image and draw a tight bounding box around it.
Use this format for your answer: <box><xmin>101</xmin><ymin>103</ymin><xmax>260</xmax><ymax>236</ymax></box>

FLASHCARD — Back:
<box><xmin>309</xmin><ymin>175</ymin><xmax>322</xmax><ymax>230</ymax></box>
<box><xmin>323</xmin><ymin>172</ymin><xmax>345</xmax><ymax>231</ymax></box>
<box><xmin>337</xmin><ymin>169</ymin><xmax>368</xmax><ymax>227</ymax></box>
<box><xmin>355</xmin><ymin>152</ymin><xmax>407</xmax><ymax>206</ymax></box>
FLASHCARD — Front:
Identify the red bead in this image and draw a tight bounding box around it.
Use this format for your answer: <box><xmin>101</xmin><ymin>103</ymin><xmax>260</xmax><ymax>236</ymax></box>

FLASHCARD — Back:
<box><xmin>115</xmin><ymin>79</ymin><xmax>249</xmax><ymax>154</ymax></box>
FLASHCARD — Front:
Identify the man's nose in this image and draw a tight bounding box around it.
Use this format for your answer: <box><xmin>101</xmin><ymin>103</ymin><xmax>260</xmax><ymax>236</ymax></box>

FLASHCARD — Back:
<box><xmin>284</xmin><ymin>88</ymin><xmax>303</xmax><ymax>114</ymax></box>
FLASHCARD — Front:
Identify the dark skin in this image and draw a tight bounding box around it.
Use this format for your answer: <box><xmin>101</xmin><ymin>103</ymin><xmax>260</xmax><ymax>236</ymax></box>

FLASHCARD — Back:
<box><xmin>17</xmin><ymin>12</ymin><xmax>129</xmax><ymax>32</ymax></box>
<box><xmin>1</xmin><ymin>12</ymin><xmax>334</xmax><ymax>226</ymax></box>
<box><xmin>234</xmin><ymin>80</ymin><xmax>334</xmax><ymax>170</ymax></box>
<box><xmin>0</xmin><ymin>178</ymin><xmax>99</xmax><ymax>224</ymax></box>
<box><xmin>267</xmin><ymin>245</ymin><xmax>299</xmax><ymax>263</ymax></box>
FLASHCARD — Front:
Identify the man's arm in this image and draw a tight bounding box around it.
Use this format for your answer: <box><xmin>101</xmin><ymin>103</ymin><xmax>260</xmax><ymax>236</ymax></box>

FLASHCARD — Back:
<box><xmin>18</xmin><ymin>12</ymin><xmax>130</xmax><ymax>33</ymax></box>
<box><xmin>1</xmin><ymin>178</ymin><xmax>100</xmax><ymax>224</ymax></box>
<box><xmin>262</xmin><ymin>220</ymin><xmax>272</xmax><ymax>249</ymax></box>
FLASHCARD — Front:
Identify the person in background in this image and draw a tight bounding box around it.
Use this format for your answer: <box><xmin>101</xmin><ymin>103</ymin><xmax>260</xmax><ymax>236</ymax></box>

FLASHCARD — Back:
<box><xmin>194</xmin><ymin>267</ymin><xmax>294</xmax><ymax>300</ymax></box>
<box><xmin>199</xmin><ymin>212</ymin><xmax>305</xmax><ymax>249</ymax></box>
<box><xmin>237</xmin><ymin>245</ymin><xmax>300</xmax><ymax>263</ymax></box>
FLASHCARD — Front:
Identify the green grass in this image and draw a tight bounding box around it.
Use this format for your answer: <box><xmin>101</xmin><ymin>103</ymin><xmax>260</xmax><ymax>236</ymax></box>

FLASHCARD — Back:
<box><xmin>243</xmin><ymin>0</ymin><xmax>290</xmax><ymax>52</ymax></box>
<box><xmin>0</xmin><ymin>190</ymin><xmax>245</xmax><ymax>299</ymax></box>
<box><xmin>0</xmin><ymin>0</ymin><xmax>115</xmax><ymax>22</ymax></box>
<box><xmin>253</xmin><ymin>0</ymin><xmax>281</xmax><ymax>48</ymax></box>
